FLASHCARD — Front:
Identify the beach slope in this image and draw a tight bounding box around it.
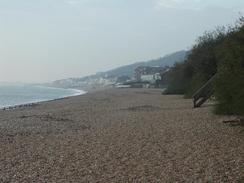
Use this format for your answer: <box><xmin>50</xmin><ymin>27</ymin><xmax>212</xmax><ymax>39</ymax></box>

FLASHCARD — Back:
<box><xmin>0</xmin><ymin>89</ymin><xmax>243</xmax><ymax>182</ymax></box>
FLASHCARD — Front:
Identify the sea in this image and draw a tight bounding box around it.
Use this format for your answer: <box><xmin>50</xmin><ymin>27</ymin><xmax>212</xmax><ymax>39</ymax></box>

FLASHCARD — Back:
<box><xmin>0</xmin><ymin>84</ymin><xmax>85</xmax><ymax>109</ymax></box>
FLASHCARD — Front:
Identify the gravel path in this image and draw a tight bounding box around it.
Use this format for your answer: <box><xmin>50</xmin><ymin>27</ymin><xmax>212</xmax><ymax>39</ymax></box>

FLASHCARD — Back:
<box><xmin>0</xmin><ymin>89</ymin><xmax>243</xmax><ymax>182</ymax></box>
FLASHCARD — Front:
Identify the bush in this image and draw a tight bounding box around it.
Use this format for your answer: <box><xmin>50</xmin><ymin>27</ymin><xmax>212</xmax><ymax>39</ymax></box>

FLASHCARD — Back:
<box><xmin>163</xmin><ymin>61</ymin><xmax>193</xmax><ymax>95</ymax></box>
<box><xmin>214</xmin><ymin>21</ymin><xmax>244</xmax><ymax>115</ymax></box>
<box><xmin>165</xmin><ymin>28</ymin><xmax>226</xmax><ymax>97</ymax></box>
<box><xmin>186</xmin><ymin>28</ymin><xmax>226</xmax><ymax>96</ymax></box>
<box><xmin>165</xmin><ymin>16</ymin><xmax>244</xmax><ymax>115</ymax></box>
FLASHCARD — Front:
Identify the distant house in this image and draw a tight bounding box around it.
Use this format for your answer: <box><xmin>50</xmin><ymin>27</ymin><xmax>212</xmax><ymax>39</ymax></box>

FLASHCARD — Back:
<box><xmin>134</xmin><ymin>66</ymin><xmax>167</xmax><ymax>85</ymax></box>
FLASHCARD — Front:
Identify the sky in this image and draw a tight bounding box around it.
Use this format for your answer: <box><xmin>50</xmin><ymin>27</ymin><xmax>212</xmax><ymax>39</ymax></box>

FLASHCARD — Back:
<box><xmin>0</xmin><ymin>0</ymin><xmax>244</xmax><ymax>83</ymax></box>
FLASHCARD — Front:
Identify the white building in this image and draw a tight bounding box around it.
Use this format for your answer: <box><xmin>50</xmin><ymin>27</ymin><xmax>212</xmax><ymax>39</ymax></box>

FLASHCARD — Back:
<box><xmin>141</xmin><ymin>73</ymin><xmax>162</xmax><ymax>84</ymax></box>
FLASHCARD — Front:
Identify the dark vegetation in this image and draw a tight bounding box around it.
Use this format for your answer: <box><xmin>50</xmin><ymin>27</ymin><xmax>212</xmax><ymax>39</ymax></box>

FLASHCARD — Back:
<box><xmin>164</xmin><ymin>17</ymin><xmax>244</xmax><ymax>115</ymax></box>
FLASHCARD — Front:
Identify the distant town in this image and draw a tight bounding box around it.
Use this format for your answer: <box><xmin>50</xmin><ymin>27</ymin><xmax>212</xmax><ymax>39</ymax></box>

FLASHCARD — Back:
<box><xmin>49</xmin><ymin>50</ymin><xmax>188</xmax><ymax>91</ymax></box>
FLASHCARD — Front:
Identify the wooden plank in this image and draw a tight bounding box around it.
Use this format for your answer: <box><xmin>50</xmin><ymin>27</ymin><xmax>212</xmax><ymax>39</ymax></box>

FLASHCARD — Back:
<box><xmin>193</xmin><ymin>75</ymin><xmax>216</xmax><ymax>108</ymax></box>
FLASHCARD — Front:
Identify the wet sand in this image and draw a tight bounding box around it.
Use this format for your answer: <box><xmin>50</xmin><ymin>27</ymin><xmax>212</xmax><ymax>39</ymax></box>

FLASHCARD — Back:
<box><xmin>0</xmin><ymin>88</ymin><xmax>243</xmax><ymax>182</ymax></box>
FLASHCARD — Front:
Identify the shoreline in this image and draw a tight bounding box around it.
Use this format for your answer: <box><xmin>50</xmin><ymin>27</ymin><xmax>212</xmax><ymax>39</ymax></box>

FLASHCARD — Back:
<box><xmin>0</xmin><ymin>86</ymin><xmax>87</xmax><ymax>111</ymax></box>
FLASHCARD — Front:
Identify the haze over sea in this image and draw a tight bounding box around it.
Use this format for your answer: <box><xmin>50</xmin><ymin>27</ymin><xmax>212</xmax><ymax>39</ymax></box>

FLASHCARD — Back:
<box><xmin>0</xmin><ymin>84</ymin><xmax>85</xmax><ymax>108</ymax></box>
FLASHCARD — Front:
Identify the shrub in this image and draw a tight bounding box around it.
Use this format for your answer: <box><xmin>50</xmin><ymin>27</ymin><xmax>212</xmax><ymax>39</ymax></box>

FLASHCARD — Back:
<box><xmin>165</xmin><ymin>28</ymin><xmax>226</xmax><ymax>97</ymax></box>
<box><xmin>163</xmin><ymin>61</ymin><xmax>193</xmax><ymax>95</ymax></box>
<box><xmin>214</xmin><ymin>21</ymin><xmax>244</xmax><ymax>115</ymax></box>
<box><xmin>165</xmin><ymin>16</ymin><xmax>244</xmax><ymax>116</ymax></box>
<box><xmin>185</xmin><ymin>28</ymin><xmax>226</xmax><ymax>96</ymax></box>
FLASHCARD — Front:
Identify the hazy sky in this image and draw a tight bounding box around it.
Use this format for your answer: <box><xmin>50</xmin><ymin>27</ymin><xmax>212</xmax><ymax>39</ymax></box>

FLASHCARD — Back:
<box><xmin>0</xmin><ymin>0</ymin><xmax>244</xmax><ymax>83</ymax></box>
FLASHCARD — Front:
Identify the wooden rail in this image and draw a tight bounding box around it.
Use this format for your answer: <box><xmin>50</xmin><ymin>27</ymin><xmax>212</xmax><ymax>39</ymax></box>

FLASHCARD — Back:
<box><xmin>193</xmin><ymin>75</ymin><xmax>216</xmax><ymax>108</ymax></box>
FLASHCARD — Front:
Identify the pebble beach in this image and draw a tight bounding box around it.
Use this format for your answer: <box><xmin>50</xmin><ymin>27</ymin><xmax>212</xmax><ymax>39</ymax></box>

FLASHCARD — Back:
<box><xmin>0</xmin><ymin>88</ymin><xmax>243</xmax><ymax>182</ymax></box>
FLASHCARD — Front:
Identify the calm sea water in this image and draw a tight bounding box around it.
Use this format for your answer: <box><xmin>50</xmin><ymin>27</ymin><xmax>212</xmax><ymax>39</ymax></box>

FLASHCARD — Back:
<box><xmin>0</xmin><ymin>84</ymin><xmax>85</xmax><ymax>108</ymax></box>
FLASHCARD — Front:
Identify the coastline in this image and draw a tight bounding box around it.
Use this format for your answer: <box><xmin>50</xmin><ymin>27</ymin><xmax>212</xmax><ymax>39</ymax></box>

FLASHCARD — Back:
<box><xmin>0</xmin><ymin>86</ymin><xmax>86</xmax><ymax>111</ymax></box>
<box><xmin>0</xmin><ymin>88</ymin><xmax>243</xmax><ymax>182</ymax></box>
